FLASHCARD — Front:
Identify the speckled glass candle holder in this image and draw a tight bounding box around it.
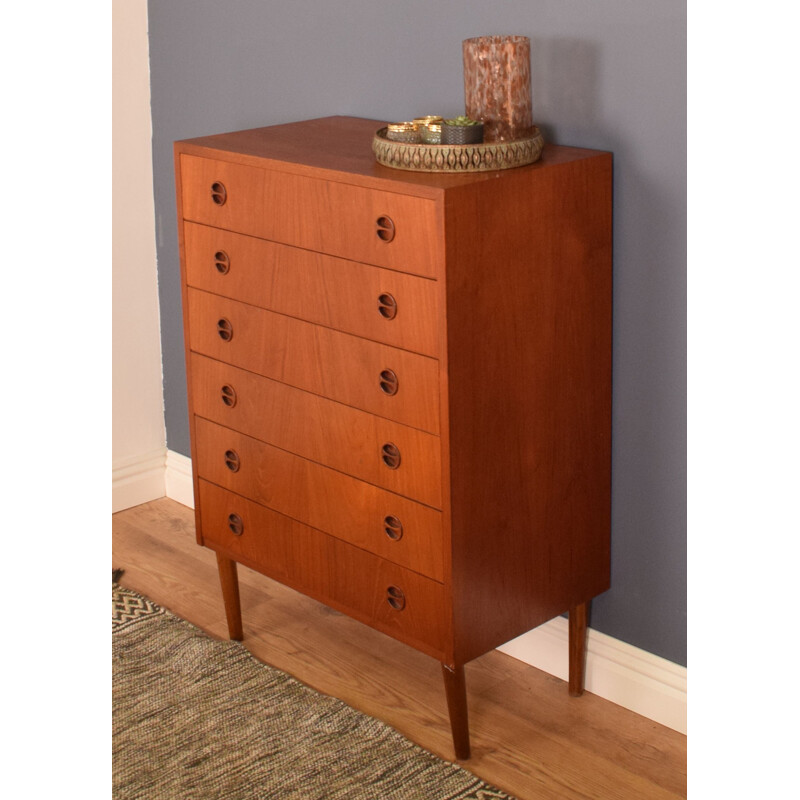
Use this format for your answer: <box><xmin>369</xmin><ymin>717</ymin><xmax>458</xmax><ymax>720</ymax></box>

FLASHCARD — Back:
<box><xmin>419</xmin><ymin>123</ymin><xmax>442</xmax><ymax>144</ymax></box>
<box><xmin>462</xmin><ymin>35</ymin><xmax>533</xmax><ymax>142</ymax></box>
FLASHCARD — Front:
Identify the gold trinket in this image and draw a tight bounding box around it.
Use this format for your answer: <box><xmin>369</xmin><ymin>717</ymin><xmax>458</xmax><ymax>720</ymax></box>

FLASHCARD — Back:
<box><xmin>385</xmin><ymin>122</ymin><xmax>420</xmax><ymax>143</ymax></box>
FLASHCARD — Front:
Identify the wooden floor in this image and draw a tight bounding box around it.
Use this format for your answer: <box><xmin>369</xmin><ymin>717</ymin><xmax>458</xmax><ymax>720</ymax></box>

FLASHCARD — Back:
<box><xmin>113</xmin><ymin>498</ymin><xmax>686</xmax><ymax>800</ymax></box>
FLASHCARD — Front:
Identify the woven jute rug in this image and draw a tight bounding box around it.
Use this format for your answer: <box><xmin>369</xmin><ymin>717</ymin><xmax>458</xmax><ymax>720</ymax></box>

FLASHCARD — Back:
<box><xmin>112</xmin><ymin>583</ymin><xmax>516</xmax><ymax>800</ymax></box>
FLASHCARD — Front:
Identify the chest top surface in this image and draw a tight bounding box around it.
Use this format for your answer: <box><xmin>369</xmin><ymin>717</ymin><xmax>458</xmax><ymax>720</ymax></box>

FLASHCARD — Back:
<box><xmin>174</xmin><ymin>115</ymin><xmax>606</xmax><ymax>197</ymax></box>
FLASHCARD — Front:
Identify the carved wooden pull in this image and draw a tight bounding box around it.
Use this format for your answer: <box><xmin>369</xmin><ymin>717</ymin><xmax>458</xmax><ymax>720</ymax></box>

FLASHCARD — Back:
<box><xmin>217</xmin><ymin>318</ymin><xmax>233</xmax><ymax>341</ymax></box>
<box><xmin>384</xmin><ymin>515</ymin><xmax>403</xmax><ymax>541</ymax></box>
<box><xmin>379</xmin><ymin>369</ymin><xmax>399</xmax><ymax>396</ymax></box>
<box><xmin>224</xmin><ymin>449</ymin><xmax>240</xmax><ymax>472</ymax></box>
<box><xmin>214</xmin><ymin>250</ymin><xmax>230</xmax><ymax>274</ymax></box>
<box><xmin>381</xmin><ymin>443</ymin><xmax>401</xmax><ymax>469</ymax></box>
<box><xmin>227</xmin><ymin>513</ymin><xmax>244</xmax><ymax>536</ymax></box>
<box><xmin>378</xmin><ymin>293</ymin><xmax>397</xmax><ymax>319</ymax></box>
<box><xmin>220</xmin><ymin>384</ymin><xmax>237</xmax><ymax>407</ymax></box>
<box><xmin>211</xmin><ymin>181</ymin><xmax>227</xmax><ymax>205</ymax></box>
<box><xmin>376</xmin><ymin>216</ymin><xmax>395</xmax><ymax>242</ymax></box>
<box><xmin>387</xmin><ymin>586</ymin><xmax>406</xmax><ymax>611</ymax></box>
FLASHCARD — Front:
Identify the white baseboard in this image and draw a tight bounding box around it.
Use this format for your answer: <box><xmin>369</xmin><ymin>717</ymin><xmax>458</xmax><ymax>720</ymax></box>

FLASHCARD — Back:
<box><xmin>112</xmin><ymin>447</ymin><xmax>195</xmax><ymax>512</ymax></box>
<box><xmin>125</xmin><ymin>449</ymin><xmax>687</xmax><ymax>734</ymax></box>
<box><xmin>165</xmin><ymin>449</ymin><xmax>195</xmax><ymax>509</ymax></box>
<box><xmin>112</xmin><ymin>447</ymin><xmax>167</xmax><ymax>512</ymax></box>
<box><xmin>498</xmin><ymin>617</ymin><xmax>687</xmax><ymax>734</ymax></box>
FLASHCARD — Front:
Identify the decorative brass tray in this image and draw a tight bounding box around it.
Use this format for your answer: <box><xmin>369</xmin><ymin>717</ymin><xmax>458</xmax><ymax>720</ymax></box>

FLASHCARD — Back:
<box><xmin>373</xmin><ymin>126</ymin><xmax>543</xmax><ymax>173</ymax></box>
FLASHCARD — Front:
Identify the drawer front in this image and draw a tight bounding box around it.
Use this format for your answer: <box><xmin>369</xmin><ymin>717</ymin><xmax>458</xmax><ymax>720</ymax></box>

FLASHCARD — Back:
<box><xmin>188</xmin><ymin>288</ymin><xmax>440</xmax><ymax>434</ymax></box>
<box><xmin>194</xmin><ymin>418</ymin><xmax>444</xmax><ymax>582</ymax></box>
<box><xmin>198</xmin><ymin>481</ymin><xmax>446</xmax><ymax>658</ymax></box>
<box><xmin>183</xmin><ymin>222</ymin><xmax>439</xmax><ymax>357</ymax></box>
<box><xmin>191</xmin><ymin>354</ymin><xmax>442</xmax><ymax>508</ymax></box>
<box><xmin>180</xmin><ymin>155</ymin><xmax>442</xmax><ymax>279</ymax></box>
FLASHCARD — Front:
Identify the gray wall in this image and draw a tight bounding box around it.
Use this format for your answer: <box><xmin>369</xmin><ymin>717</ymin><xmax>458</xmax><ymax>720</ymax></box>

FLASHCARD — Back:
<box><xmin>148</xmin><ymin>0</ymin><xmax>686</xmax><ymax>666</ymax></box>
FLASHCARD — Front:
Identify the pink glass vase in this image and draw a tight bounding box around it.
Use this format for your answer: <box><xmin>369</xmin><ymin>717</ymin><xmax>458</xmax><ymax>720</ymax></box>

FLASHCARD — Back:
<box><xmin>462</xmin><ymin>35</ymin><xmax>533</xmax><ymax>142</ymax></box>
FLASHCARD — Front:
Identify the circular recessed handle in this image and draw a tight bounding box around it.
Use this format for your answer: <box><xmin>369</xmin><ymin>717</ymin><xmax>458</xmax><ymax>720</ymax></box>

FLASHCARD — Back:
<box><xmin>227</xmin><ymin>513</ymin><xmax>244</xmax><ymax>536</ymax></box>
<box><xmin>214</xmin><ymin>250</ymin><xmax>230</xmax><ymax>274</ymax></box>
<box><xmin>378</xmin><ymin>293</ymin><xmax>397</xmax><ymax>320</ymax></box>
<box><xmin>376</xmin><ymin>216</ymin><xmax>395</xmax><ymax>242</ymax></box>
<box><xmin>384</xmin><ymin>515</ymin><xmax>403</xmax><ymax>541</ymax></box>
<box><xmin>381</xmin><ymin>443</ymin><xmax>401</xmax><ymax>469</ymax></box>
<box><xmin>379</xmin><ymin>369</ymin><xmax>399</xmax><ymax>396</ymax></box>
<box><xmin>211</xmin><ymin>181</ymin><xmax>227</xmax><ymax>206</ymax></box>
<box><xmin>224</xmin><ymin>449</ymin><xmax>240</xmax><ymax>472</ymax></box>
<box><xmin>220</xmin><ymin>384</ymin><xmax>237</xmax><ymax>408</ymax></box>
<box><xmin>387</xmin><ymin>585</ymin><xmax>406</xmax><ymax>611</ymax></box>
<box><xmin>217</xmin><ymin>318</ymin><xmax>234</xmax><ymax>342</ymax></box>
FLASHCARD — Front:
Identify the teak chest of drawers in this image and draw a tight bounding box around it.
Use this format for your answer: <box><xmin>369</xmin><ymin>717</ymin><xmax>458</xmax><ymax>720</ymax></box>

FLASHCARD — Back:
<box><xmin>174</xmin><ymin>116</ymin><xmax>612</xmax><ymax>760</ymax></box>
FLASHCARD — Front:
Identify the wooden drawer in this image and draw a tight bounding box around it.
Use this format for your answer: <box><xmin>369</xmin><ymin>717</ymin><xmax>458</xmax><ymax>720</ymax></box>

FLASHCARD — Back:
<box><xmin>183</xmin><ymin>222</ymin><xmax>439</xmax><ymax>357</ymax></box>
<box><xmin>190</xmin><ymin>354</ymin><xmax>442</xmax><ymax>508</ymax></box>
<box><xmin>194</xmin><ymin>418</ymin><xmax>444</xmax><ymax>582</ymax></box>
<box><xmin>179</xmin><ymin>155</ymin><xmax>442</xmax><ymax>279</ymax></box>
<box><xmin>198</xmin><ymin>480</ymin><xmax>447</xmax><ymax>658</ymax></box>
<box><xmin>187</xmin><ymin>288</ymin><xmax>440</xmax><ymax>434</ymax></box>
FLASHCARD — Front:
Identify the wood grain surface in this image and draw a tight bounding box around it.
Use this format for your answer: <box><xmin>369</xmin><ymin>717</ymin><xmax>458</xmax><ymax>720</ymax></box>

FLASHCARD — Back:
<box><xmin>183</xmin><ymin>221</ymin><xmax>440</xmax><ymax>356</ymax></box>
<box><xmin>442</xmin><ymin>152</ymin><xmax>613</xmax><ymax>664</ymax></box>
<box><xmin>194</xmin><ymin>419</ymin><xmax>445</xmax><ymax>582</ymax></box>
<box><xmin>187</xmin><ymin>288</ymin><xmax>441</xmax><ymax>434</ymax></box>
<box><xmin>179</xmin><ymin>153</ymin><xmax>443</xmax><ymax>278</ymax></box>
<box><xmin>190</xmin><ymin>353</ymin><xmax>443</xmax><ymax>507</ymax></box>
<box><xmin>197</xmin><ymin>480</ymin><xmax>447</xmax><ymax>658</ymax></box>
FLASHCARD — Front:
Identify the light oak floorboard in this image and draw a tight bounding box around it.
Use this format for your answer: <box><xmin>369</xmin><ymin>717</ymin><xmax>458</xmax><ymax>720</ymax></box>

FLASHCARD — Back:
<box><xmin>112</xmin><ymin>497</ymin><xmax>686</xmax><ymax>800</ymax></box>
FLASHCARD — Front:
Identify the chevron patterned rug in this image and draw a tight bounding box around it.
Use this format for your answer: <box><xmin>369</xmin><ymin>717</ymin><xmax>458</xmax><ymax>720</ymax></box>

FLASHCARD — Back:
<box><xmin>112</xmin><ymin>583</ymin><xmax>515</xmax><ymax>800</ymax></box>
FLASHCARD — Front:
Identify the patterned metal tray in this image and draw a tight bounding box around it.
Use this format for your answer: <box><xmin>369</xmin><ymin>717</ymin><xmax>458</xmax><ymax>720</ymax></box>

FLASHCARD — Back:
<box><xmin>373</xmin><ymin>126</ymin><xmax>543</xmax><ymax>173</ymax></box>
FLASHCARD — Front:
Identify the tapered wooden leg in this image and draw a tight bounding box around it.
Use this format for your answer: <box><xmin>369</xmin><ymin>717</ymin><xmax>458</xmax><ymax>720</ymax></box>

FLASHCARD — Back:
<box><xmin>216</xmin><ymin>552</ymin><xmax>243</xmax><ymax>641</ymax></box>
<box><xmin>568</xmin><ymin>601</ymin><xmax>588</xmax><ymax>697</ymax></box>
<box><xmin>441</xmin><ymin>663</ymin><xmax>471</xmax><ymax>760</ymax></box>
